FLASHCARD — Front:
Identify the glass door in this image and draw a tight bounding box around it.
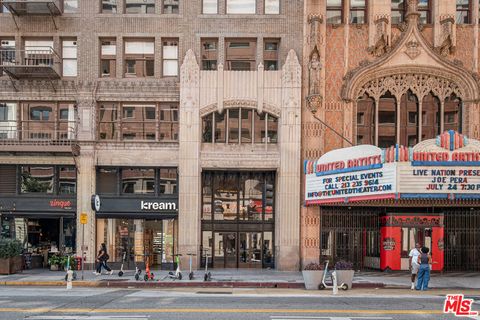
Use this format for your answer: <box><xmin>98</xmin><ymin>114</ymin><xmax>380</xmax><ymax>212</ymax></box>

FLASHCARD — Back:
<box><xmin>239</xmin><ymin>232</ymin><xmax>262</xmax><ymax>268</ymax></box>
<box><xmin>213</xmin><ymin>232</ymin><xmax>237</xmax><ymax>268</ymax></box>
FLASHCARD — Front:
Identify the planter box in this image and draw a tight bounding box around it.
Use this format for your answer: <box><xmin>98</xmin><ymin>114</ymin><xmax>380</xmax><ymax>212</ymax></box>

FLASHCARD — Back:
<box><xmin>335</xmin><ymin>270</ymin><xmax>354</xmax><ymax>290</ymax></box>
<box><xmin>302</xmin><ymin>270</ymin><xmax>324</xmax><ymax>290</ymax></box>
<box><xmin>0</xmin><ymin>256</ymin><xmax>23</xmax><ymax>275</ymax></box>
<box><xmin>50</xmin><ymin>265</ymin><xmax>60</xmax><ymax>271</ymax></box>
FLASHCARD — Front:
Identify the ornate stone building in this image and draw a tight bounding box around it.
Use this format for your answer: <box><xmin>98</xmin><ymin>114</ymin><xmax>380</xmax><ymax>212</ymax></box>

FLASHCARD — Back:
<box><xmin>302</xmin><ymin>0</ymin><xmax>480</xmax><ymax>271</ymax></box>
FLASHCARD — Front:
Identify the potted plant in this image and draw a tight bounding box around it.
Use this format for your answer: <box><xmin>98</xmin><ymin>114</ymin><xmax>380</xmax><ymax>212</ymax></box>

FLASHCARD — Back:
<box><xmin>334</xmin><ymin>260</ymin><xmax>355</xmax><ymax>290</ymax></box>
<box><xmin>48</xmin><ymin>255</ymin><xmax>62</xmax><ymax>271</ymax></box>
<box><xmin>0</xmin><ymin>239</ymin><xmax>23</xmax><ymax>274</ymax></box>
<box><xmin>302</xmin><ymin>262</ymin><xmax>324</xmax><ymax>290</ymax></box>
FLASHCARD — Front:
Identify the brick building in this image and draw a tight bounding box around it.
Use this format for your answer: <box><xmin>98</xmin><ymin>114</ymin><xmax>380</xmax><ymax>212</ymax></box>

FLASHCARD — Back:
<box><xmin>302</xmin><ymin>0</ymin><xmax>480</xmax><ymax>271</ymax></box>
<box><xmin>0</xmin><ymin>0</ymin><xmax>303</xmax><ymax>271</ymax></box>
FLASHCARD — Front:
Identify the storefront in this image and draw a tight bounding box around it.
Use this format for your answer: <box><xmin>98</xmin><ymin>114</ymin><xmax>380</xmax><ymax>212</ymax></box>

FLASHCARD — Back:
<box><xmin>305</xmin><ymin>131</ymin><xmax>480</xmax><ymax>271</ymax></box>
<box><xmin>0</xmin><ymin>164</ymin><xmax>77</xmax><ymax>268</ymax></box>
<box><xmin>201</xmin><ymin>171</ymin><xmax>275</xmax><ymax>269</ymax></box>
<box><xmin>94</xmin><ymin>167</ymin><xmax>178</xmax><ymax>270</ymax></box>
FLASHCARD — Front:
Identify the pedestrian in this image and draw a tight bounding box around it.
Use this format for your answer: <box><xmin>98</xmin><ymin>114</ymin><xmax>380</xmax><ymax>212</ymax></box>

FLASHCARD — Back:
<box><xmin>408</xmin><ymin>242</ymin><xmax>422</xmax><ymax>290</ymax></box>
<box><xmin>94</xmin><ymin>243</ymin><xmax>113</xmax><ymax>275</ymax></box>
<box><xmin>416</xmin><ymin>247</ymin><xmax>432</xmax><ymax>291</ymax></box>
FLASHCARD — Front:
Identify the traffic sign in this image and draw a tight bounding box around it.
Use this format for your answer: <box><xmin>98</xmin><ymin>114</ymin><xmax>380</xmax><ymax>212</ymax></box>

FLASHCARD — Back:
<box><xmin>80</xmin><ymin>212</ymin><xmax>88</xmax><ymax>224</ymax></box>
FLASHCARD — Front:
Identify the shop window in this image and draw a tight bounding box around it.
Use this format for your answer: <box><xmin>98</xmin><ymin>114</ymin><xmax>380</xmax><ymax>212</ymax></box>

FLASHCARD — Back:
<box><xmin>203</xmin><ymin>0</ymin><xmax>218</xmax><ymax>14</ymax></box>
<box><xmin>64</xmin><ymin>0</ymin><xmax>78</xmax><ymax>13</ymax></box>
<box><xmin>125</xmin><ymin>0</ymin><xmax>154</xmax><ymax>13</ymax></box>
<box><xmin>350</xmin><ymin>0</ymin><xmax>366</xmax><ymax>24</ymax></box>
<box><xmin>121</xmin><ymin>168</ymin><xmax>155</xmax><ymax>194</ymax></box>
<box><xmin>202</xmin><ymin>172</ymin><xmax>213</xmax><ymax>220</ymax></box>
<box><xmin>100</xmin><ymin>39</ymin><xmax>116</xmax><ymax>78</ymax></box>
<box><xmin>97</xmin><ymin>168</ymin><xmax>118</xmax><ymax>194</ymax></box>
<box><xmin>226</xmin><ymin>0</ymin><xmax>256</xmax><ymax>14</ymax></box>
<box><xmin>456</xmin><ymin>0</ymin><xmax>471</xmax><ymax>24</ymax></box>
<box><xmin>264</xmin><ymin>39</ymin><xmax>279</xmax><ymax>71</ymax></box>
<box><xmin>326</xmin><ymin>0</ymin><xmax>343</xmax><ymax>24</ymax></box>
<box><xmin>121</xmin><ymin>105</ymin><xmax>156</xmax><ymax>140</ymax></box>
<box><xmin>225</xmin><ymin>39</ymin><xmax>256</xmax><ymax>71</ymax></box>
<box><xmin>265</xmin><ymin>0</ymin><xmax>280</xmax><ymax>14</ymax></box>
<box><xmin>356</xmin><ymin>94</ymin><xmax>374</xmax><ymax>145</ymax></box>
<box><xmin>159</xmin><ymin>168</ymin><xmax>177</xmax><ymax>194</ymax></box>
<box><xmin>213</xmin><ymin>172</ymin><xmax>239</xmax><ymax>221</ymax></box>
<box><xmin>21</xmin><ymin>166</ymin><xmax>54</xmax><ymax>194</ymax></box>
<box><xmin>58</xmin><ymin>166</ymin><xmax>77</xmax><ymax>194</ymax></box>
<box><xmin>159</xmin><ymin>103</ymin><xmax>179</xmax><ymax>141</ymax></box>
<box><xmin>391</xmin><ymin>0</ymin><xmax>405</xmax><ymax>24</ymax></box>
<box><xmin>163</xmin><ymin>0</ymin><xmax>179</xmax><ymax>14</ymax></box>
<box><xmin>163</xmin><ymin>39</ymin><xmax>179</xmax><ymax>76</ymax></box>
<box><xmin>124</xmin><ymin>40</ymin><xmax>154</xmax><ymax>77</ymax></box>
<box><xmin>201</xmin><ymin>39</ymin><xmax>218</xmax><ymax>71</ymax></box>
<box><xmin>62</xmin><ymin>40</ymin><xmax>77</xmax><ymax>77</ymax></box>
<box><xmin>102</xmin><ymin>0</ymin><xmax>117</xmax><ymax>13</ymax></box>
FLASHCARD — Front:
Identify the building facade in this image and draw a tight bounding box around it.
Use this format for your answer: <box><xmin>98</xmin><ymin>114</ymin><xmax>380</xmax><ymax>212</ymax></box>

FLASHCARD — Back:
<box><xmin>302</xmin><ymin>0</ymin><xmax>480</xmax><ymax>271</ymax></box>
<box><xmin>0</xmin><ymin>0</ymin><xmax>303</xmax><ymax>271</ymax></box>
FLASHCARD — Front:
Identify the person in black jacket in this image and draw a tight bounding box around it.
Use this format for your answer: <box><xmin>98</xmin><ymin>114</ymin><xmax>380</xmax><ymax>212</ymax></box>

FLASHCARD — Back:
<box><xmin>94</xmin><ymin>243</ymin><xmax>113</xmax><ymax>275</ymax></box>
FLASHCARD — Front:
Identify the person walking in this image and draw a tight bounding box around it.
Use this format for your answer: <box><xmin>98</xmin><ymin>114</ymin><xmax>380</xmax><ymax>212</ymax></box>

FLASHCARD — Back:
<box><xmin>408</xmin><ymin>242</ymin><xmax>422</xmax><ymax>290</ymax></box>
<box><xmin>94</xmin><ymin>243</ymin><xmax>113</xmax><ymax>275</ymax></box>
<box><xmin>416</xmin><ymin>247</ymin><xmax>432</xmax><ymax>291</ymax></box>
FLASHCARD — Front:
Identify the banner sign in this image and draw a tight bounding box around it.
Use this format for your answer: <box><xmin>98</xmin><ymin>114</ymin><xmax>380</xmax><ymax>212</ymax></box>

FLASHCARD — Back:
<box><xmin>305</xmin><ymin>131</ymin><xmax>480</xmax><ymax>205</ymax></box>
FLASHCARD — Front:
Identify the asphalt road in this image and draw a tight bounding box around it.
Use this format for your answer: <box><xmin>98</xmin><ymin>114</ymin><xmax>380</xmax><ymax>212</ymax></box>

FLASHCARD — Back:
<box><xmin>0</xmin><ymin>287</ymin><xmax>477</xmax><ymax>320</ymax></box>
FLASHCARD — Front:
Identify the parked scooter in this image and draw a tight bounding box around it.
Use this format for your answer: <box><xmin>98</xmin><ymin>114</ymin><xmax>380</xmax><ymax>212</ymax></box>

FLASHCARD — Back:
<box><xmin>143</xmin><ymin>254</ymin><xmax>155</xmax><ymax>281</ymax></box>
<box><xmin>118</xmin><ymin>251</ymin><xmax>127</xmax><ymax>277</ymax></box>
<box><xmin>163</xmin><ymin>254</ymin><xmax>182</xmax><ymax>280</ymax></box>
<box><xmin>186</xmin><ymin>253</ymin><xmax>196</xmax><ymax>280</ymax></box>
<box><xmin>318</xmin><ymin>260</ymin><xmax>348</xmax><ymax>290</ymax></box>
<box><xmin>203</xmin><ymin>249</ymin><xmax>212</xmax><ymax>281</ymax></box>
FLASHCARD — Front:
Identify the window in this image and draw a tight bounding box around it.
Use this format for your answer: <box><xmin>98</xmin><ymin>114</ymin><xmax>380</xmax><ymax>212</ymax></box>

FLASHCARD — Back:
<box><xmin>163</xmin><ymin>0</ymin><xmax>179</xmax><ymax>14</ymax></box>
<box><xmin>203</xmin><ymin>0</ymin><xmax>218</xmax><ymax>14</ymax></box>
<box><xmin>98</xmin><ymin>102</ymin><xmax>118</xmax><ymax>140</ymax></box>
<box><xmin>377</xmin><ymin>92</ymin><xmax>396</xmax><ymax>148</ymax></box>
<box><xmin>58</xmin><ymin>166</ymin><xmax>76</xmax><ymax>194</ymax></box>
<box><xmin>30</xmin><ymin>106</ymin><xmax>52</xmax><ymax>121</ymax></box>
<box><xmin>418</xmin><ymin>0</ymin><xmax>431</xmax><ymax>24</ymax></box>
<box><xmin>163</xmin><ymin>40</ymin><xmax>179</xmax><ymax>76</ymax></box>
<box><xmin>399</xmin><ymin>90</ymin><xmax>419</xmax><ymax>146</ymax></box>
<box><xmin>202</xmin><ymin>108</ymin><xmax>278</xmax><ymax>144</ymax></box>
<box><xmin>0</xmin><ymin>102</ymin><xmax>16</xmax><ymax>140</ymax></box>
<box><xmin>456</xmin><ymin>0</ymin><xmax>471</xmax><ymax>24</ymax></box>
<box><xmin>97</xmin><ymin>168</ymin><xmax>118</xmax><ymax>194</ymax></box>
<box><xmin>159</xmin><ymin>103</ymin><xmax>179</xmax><ymax>141</ymax></box>
<box><xmin>121</xmin><ymin>105</ymin><xmax>156</xmax><ymax>140</ymax></box>
<box><xmin>350</xmin><ymin>0</ymin><xmax>366</xmax><ymax>24</ymax></box>
<box><xmin>264</xmin><ymin>39</ymin><xmax>279</xmax><ymax>71</ymax></box>
<box><xmin>24</xmin><ymin>40</ymin><xmax>54</xmax><ymax>68</ymax></box>
<box><xmin>121</xmin><ymin>168</ymin><xmax>155</xmax><ymax>194</ymax></box>
<box><xmin>201</xmin><ymin>39</ymin><xmax>218</xmax><ymax>70</ymax></box>
<box><xmin>444</xmin><ymin>94</ymin><xmax>462</xmax><ymax>132</ymax></box>
<box><xmin>64</xmin><ymin>0</ymin><xmax>78</xmax><ymax>13</ymax></box>
<box><xmin>102</xmin><ymin>0</ymin><xmax>117</xmax><ymax>13</ymax></box>
<box><xmin>160</xmin><ymin>168</ymin><xmax>177</xmax><ymax>194</ymax></box>
<box><xmin>125</xmin><ymin>0</ymin><xmax>154</xmax><ymax>13</ymax></box>
<box><xmin>21</xmin><ymin>166</ymin><xmax>54</xmax><ymax>194</ymax></box>
<box><xmin>391</xmin><ymin>0</ymin><xmax>405</xmax><ymax>24</ymax></box>
<box><xmin>124</xmin><ymin>40</ymin><xmax>154</xmax><ymax>77</ymax></box>
<box><xmin>62</xmin><ymin>40</ymin><xmax>77</xmax><ymax>77</ymax></box>
<box><xmin>326</xmin><ymin>0</ymin><xmax>343</xmax><ymax>24</ymax></box>
<box><xmin>0</xmin><ymin>40</ymin><xmax>15</xmax><ymax>76</ymax></box>
<box><xmin>58</xmin><ymin>103</ymin><xmax>75</xmax><ymax>140</ymax></box>
<box><xmin>22</xmin><ymin>102</ymin><xmax>75</xmax><ymax>141</ymax></box>
<box><xmin>100</xmin><ymin>39</ymin><xmax>116</xmax><ymax>77</ymax></box>
<box><xmin>265</xmin><ymin>0</ymin><xmax>280</xmax><ymax>14</ymax></box>
<box><xmin>227</xmin><ymin>0</ymin><xmax>256</xmax><ymax>14</ymax></box>
<box><xmin>225</xmin><ymin>39</ymin><xmax>256</xmax><ymax>71</ymax></box>
<box><xmin>356</xmin><ymin>95</ymin><xmax>375</xmax><ymax>145</ymax></box>
<box><xmin>350</xmin><ymin>0</ymin><xmax>367</xmax><ymax>24</ymax></box>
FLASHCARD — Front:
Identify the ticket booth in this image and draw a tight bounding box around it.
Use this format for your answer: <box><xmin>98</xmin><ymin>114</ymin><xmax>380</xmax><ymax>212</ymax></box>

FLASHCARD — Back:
<box><xmin>380</xmin><ymin>213</ymin><xmax>444</xmax><ymax>271</ymax></box>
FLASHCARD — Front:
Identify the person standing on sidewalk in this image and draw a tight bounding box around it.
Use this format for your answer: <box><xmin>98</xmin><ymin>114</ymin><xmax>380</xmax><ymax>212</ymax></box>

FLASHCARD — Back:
<box><xmin>94</xmin><ymin>243</ymin><xmax>113</xmax><ymax>275</ymax></box>
<box><xmin>416</xmin><ymin>247</ymin><xmax>432</xmax><ymax>291</ymax></box>
<box><xmin>408</xmin><ymin>242</ymin><xmax>422</xmax><ymax>290</ymax></box>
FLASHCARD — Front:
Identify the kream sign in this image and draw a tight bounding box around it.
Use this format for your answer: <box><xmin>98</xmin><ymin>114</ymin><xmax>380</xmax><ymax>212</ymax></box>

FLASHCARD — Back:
<box><xmin>305</xmin><ymin>131</ymin><xmax>480</xmax><ymax>204</ymax></box>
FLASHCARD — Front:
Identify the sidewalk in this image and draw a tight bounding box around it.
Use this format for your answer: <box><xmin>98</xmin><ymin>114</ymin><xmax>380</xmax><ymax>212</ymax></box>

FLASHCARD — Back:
<box><xmin>0</xmin><ymin>268</ymin><xmax>479</xmax><ymax>290</ymax></box>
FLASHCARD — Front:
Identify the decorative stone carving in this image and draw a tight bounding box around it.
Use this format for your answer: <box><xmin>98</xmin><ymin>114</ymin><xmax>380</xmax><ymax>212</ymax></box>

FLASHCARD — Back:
<box><xmin>307</xmin><ymin>14</ymin><xmax>323</xmax><ymax>48</ymax></box>
<box><xmin>368</xmin><ymin>17</ymin><xmax>390</xmax><ymax>57</ymax></box>
<box><xmin>282</xmin><ymin>50</ymin><xmax>302</xmax><ymax>88</ymax></box>
<box><xmin>404</xmin><ymin>40</ymin><xmax>421</xmax><ymax>59</ymax></box>
<box><xmin>308</xmin><ymin>47</ymin><xmax>321</xmax><ymax>96</ymax></box>
<box><xmin>435</xmin><ymin>16</ymin><xmax>456</xmax><ymax>57</ymax></box>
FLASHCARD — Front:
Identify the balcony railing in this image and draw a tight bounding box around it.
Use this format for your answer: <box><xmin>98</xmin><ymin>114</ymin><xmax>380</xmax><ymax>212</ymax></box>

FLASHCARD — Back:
<box><xmin>0</xmin><ymin>0</ymin><xmax>63</xmax><ymax>16</ymax></box>
<box><xmin>0</xmin><ymin>127</ymin><xmax>76</xmax><ymax>146</ymax></box>
<box><xmin>0</xmin><ymin>48</ymin><xmax>60</xmax><ymax>79</ymax></box>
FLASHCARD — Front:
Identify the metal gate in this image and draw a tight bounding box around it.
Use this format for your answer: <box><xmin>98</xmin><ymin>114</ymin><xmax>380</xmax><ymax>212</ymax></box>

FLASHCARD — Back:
<box><xmin>320</xmin><ymin>207</ymin><xmax>382</xmax><ymax>270</ymax></box>
<box><xmin>444</xmin><ymin>209</ymin><xmax>480</xmax><ymax>271</ymax></box>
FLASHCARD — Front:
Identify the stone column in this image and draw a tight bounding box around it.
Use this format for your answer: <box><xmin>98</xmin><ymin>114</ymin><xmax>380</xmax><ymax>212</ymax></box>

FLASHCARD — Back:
<box><xmin>178</xmin><ymin>50</ymin><xmax>201</xmax><ymax>269</ymax></box>
<box><xmin>276</xmin><ymin>50</ymin><xmax>302</xmax><ymax>271</ymax></box>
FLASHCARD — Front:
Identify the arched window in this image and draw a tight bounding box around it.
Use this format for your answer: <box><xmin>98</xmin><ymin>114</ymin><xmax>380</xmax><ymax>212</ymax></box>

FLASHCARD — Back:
<box><xmin>444</xmin><ymin>93</ymin><xmax>462</xmax><ymax>133</ymax></box>
<box><xmin>377</xmin><ymin>92</ymin><xmax>396</xmax><ymax>148</ymax></box>
<box><xmin>202</xmin><ymin>108</ymin><xmax>278</xmax><ymax>144</ymax></box>
<box><xmin>356</xmin><ymin>93</ymin><xmax>374</xmax><ymax>145</ymax></box>
<box><xmin>399</xmin><ymin>90</ymin><xmax>419</xmax><ymax>147</ymax></box>
<box><xmin>421</xmin><ymin>92</ymin><xmax>441</xmax><ymax>140</ymax></box>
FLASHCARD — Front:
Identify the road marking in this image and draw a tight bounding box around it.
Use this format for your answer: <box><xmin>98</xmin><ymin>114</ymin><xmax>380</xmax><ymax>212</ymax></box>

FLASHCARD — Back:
<box><xmin>25</xmin><ymin>316</ymin><xmax>149</xmax><ymax>320</ymax></box>
<box><xmin>0</xmin><ymin>308</ymin><xmax>444</xmax><ymax>315</ymax></box>
<box><xmin>271</xmin><ymin>317</ymin><xmax>392</xmax><ymax>319</ymax></box>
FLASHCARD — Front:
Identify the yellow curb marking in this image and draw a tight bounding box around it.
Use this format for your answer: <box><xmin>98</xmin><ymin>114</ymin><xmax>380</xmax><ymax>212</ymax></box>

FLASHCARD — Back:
<box><xmin>0</xmin><ymin>308</ymin><xmax>444</xmax><ymax>314</ymax></box>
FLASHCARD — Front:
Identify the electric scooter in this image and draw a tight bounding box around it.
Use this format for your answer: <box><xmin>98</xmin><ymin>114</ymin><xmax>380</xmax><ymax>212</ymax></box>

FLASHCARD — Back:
<box><xmin>318</xmin><ymin>260</ymin><xmax>348</xmax><ymax>290</ymax></box>
<box><xmin>118</xmin><ymin>251</ymin><xmax>126</xmax><ymax>277</ymax></box>
<box><xmin>163</xmin><ymin>254</ymin><xmax>182</xmax><ymax>280</ymax></box>
<box><xmin>143</xmin><ymin>254</ymin><xmax>155</xmax><ymax>281</ymax></box>
<box><xmin>186</xmin><ymin>253</ymin><xmax>196</xmax><ymax>280</ymax></box>
<box><xmin>203</xmin><ymin>249</ymin><xmax>212</xmax><ymax>281</ymax></box>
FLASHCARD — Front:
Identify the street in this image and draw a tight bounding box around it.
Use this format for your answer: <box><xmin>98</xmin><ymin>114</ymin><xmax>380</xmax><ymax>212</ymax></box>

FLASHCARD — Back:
<box><xmin>0</xmin><ymin>287</ymin><xmax>477</xmax><ymax>320</ymax></box>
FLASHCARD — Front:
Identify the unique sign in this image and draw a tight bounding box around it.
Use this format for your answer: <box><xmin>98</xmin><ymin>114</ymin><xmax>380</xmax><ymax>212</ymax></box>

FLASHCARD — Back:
<box><xmin>93</xmin><ymin>195</ymin><xmax>178</xmax><ymax>219</ymax></box>
<box><xmin>382</xmin><ymin>237</ymin><xmax>396</xmax><ymax>251</ymax></box>
<box><xmin>80</xmin><ymin>212</ymin><xmax>88</xmax><ymax>224</ymax></box>
<box><xmin>141</xmin><ymin>201</ymin><xmax>176</xmax><ymax>211</ymax></box>
<box><xmin>49</xmin><ymin>199</ymin><xmax>73</xmax><ymax>209</ymax></box>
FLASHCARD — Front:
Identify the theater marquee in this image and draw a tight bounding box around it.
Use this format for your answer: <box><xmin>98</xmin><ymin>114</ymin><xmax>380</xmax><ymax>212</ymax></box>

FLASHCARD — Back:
<box><xmin>305</xmin><ymin>131</ymin><xmax>480</xmax><ymax>205</ymax></box>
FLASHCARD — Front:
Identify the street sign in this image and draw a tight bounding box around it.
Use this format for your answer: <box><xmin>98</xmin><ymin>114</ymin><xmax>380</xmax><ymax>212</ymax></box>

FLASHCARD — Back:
<box><xmin>80</xmin><ymin>212</ymin><xmax>88</xmax><ymax>224</ymax></box>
